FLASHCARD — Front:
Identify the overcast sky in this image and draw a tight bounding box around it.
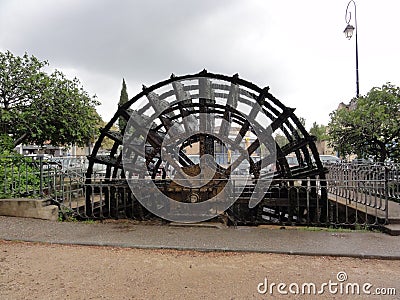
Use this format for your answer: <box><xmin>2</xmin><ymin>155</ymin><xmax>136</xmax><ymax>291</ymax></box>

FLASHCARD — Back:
<box><xmin>1</xmin><ymin>0</ymin><xmax>399</xmax><ymax>129</ymax></box>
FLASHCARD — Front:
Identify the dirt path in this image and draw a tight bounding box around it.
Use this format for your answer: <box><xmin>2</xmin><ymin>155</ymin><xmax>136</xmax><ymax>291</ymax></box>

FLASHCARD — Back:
<box><xmin>1</xmin><ymin>240</ymin><xmax>399</xmax><ymax>299</ymax></box>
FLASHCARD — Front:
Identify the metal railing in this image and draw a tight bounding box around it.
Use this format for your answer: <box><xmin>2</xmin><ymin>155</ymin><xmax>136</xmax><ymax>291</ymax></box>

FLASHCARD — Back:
<box><xmin>0</xmin><ymin>155</ymin><xmax>88</xmax><ymax>198</ymax></box>
<box><xmin>325</xmin><ymin>162</ymin><xmax>400</xmax><ymax>204</ymax></box>
<box><xmin>66</xmin><ymin>177</ymin><xmax>388</xmax><ymax>227</ymax></box>
<box><xmin>1</xmin><ymin>156</ymin><xmax>399</xmax><ymax>227</ymax></box>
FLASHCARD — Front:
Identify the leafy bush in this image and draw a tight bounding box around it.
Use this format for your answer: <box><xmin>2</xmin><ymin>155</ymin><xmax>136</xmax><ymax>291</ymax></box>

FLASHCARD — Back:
<box><xmin>0</xmin><ymin>150</ymin><xmax>41</xmax><ymax>198</ymax></box>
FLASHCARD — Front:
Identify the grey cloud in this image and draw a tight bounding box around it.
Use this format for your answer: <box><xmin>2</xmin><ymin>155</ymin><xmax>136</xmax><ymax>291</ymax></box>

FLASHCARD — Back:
<box><xmin>4</xmin><ymin>0</ymin><xmax>398</xmax><ymax>127</ymax></box>
<box><xmin>2</xmin><ymin>1</ymin><xmax>246</xmax><ymax>80</ymax></box>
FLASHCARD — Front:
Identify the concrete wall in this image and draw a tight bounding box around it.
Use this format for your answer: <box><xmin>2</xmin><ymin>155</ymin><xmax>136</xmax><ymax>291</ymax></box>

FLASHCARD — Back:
<box><xmin>0</xmin><ymin>198</ymin><xmax>59</xmax><ymax>221</ymax></box>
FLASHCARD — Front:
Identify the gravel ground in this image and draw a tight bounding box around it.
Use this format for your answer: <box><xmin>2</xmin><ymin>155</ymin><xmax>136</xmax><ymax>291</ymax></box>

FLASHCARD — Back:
<box><xmin>1</xmin><ymin>240</ymin><xmax>399</xmax><ymax>300</ymax></box>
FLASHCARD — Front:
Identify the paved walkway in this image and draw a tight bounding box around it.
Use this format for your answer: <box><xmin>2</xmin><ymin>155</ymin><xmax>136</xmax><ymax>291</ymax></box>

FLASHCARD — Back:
<box><xmin>0</xmin><ymin>216</ymin><xmax>399</xmax><ymax>259</ymax></box>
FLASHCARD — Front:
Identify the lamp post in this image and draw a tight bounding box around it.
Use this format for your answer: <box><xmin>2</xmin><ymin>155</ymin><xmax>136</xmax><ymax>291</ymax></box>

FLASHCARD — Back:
<box><xmin>344</xmin><ymin>0</ymin><xmax>359</xmax><ymax>98</ymax></box>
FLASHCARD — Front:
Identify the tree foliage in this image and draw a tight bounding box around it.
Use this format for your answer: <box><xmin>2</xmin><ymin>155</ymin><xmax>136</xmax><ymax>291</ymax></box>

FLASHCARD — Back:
<box><xmin>0</xmin><ymin>50</ymin><xmax>100</xmax><ymax>149</ymax></box>
<box><xmin>98</xmin><ymin>119</ymin><xmax>119</xmax><ymax>150</ymax></box>
<box><xmin>309</xmin><ymin>122</ymin><xmax>328</xmax><ymax>142</ymax></box>
<box><xmin>328</xmin><ymin>83</ymin><xmax>400</xmax><ymax>162</ymax></box>
<box><xmin>0</xmin><ymin>149</ymin><xmax>40</xmax><ymax>198</ymax></box>
<box><xmin>118</xmin><ymin>78</ymin><xmax>129</xmax><ymax>132</ymax></box>
<box><xmin>274</xmin><ymin>134</ymin><xmax>289</xmax><ymax>148</ymax></box>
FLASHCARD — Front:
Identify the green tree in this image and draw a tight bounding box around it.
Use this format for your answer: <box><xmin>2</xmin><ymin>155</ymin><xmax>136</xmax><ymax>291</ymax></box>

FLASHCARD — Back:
<box><xmin>275</xmin><ymin>133</ymin><xmax>288</xmax><ymax>148</ymax></box>
<box><xmin>309</xmin><ymin>122</ymin><xmax>328</xmax><ymax>142</ymax></box>
<box><xmin>118</xmin><ymin>78</ymin><xmax>129</xmax><ymax>132</ymax></box>
<box><xmin>328</xmin><ymin>83</ymin><xmax>400</xmax><ymax>162</ymax></box>
<box><xmin>0</xmin><ymin>50</ymin><xmax>100</xmax><ymax>149</ymax></box>
<box><xmin>97</xmin><ymin>118</ymin><xmax>119</xmax><ymax>150</ymax></box>
<box><xmin>274</xmin><ymin>117</ymin><xmax>307</xmax><ymax>148</ymax></box>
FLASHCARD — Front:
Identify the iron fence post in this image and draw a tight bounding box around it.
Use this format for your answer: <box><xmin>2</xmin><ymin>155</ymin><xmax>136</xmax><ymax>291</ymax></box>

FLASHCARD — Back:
<box><xmin>384</xmin><ymin>165</ymin><xmax>389</xmax><ymax>223</ymax></box>
<box><xmin>39</xmin><ymin>155</ymin><xmax>43</xmax><ymax>197</ymax></box>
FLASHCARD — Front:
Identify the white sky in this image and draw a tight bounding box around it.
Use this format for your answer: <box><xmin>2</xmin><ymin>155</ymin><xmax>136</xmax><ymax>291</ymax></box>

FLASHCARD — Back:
<box><xmin>1</xmin><ymin>0</ymin><xmax>399</xmax><ymax>129</ymax></box>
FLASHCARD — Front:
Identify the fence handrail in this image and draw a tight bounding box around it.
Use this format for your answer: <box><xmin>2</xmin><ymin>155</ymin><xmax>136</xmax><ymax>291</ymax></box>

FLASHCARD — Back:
<box><xmin>1</xmin><ymin>156</ymin><xmax>398</xmax><ymax>225</ymax></box>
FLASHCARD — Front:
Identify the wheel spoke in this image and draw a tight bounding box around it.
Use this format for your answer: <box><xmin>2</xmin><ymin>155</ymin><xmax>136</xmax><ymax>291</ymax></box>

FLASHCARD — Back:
<box><xmin>219</xmin><ymin>82</ymin><xmax>239</xmax><ymax>137</ymax></box>
<box><xmin>172</xmin><ymin>80</ymin><xmax>198</xmax><ymax>133</ymax></box>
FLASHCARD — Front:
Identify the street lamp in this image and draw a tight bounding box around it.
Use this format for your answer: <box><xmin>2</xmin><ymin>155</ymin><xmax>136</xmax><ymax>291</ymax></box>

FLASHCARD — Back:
<box><xmin>344</xmin><ymin>0</ymin><xmax>359</xmax><ymax>98</ymax></box>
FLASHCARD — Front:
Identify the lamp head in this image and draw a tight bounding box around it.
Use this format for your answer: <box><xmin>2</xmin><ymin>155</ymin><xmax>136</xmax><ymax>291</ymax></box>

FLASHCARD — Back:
<box><xmin>344</xmin><ymin>24</ymin><xmax>355</xmax><ymax>39</ymax></box>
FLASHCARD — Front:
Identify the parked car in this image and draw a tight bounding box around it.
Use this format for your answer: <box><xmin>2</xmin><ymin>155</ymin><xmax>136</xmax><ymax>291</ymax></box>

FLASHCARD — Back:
<box><xmin>319</xmin><ymin>155</ymin><xmax>340</xmax><ymax>164</ymax></box>
<box><xmin>351</xmin><ymin>158</ymin><xmax>373</xmax><ymax>165</ymax></box>
<box><xmin>43</xmin><ymin>157</ymin><xmax>87</xmax><ymax>175</ymax></box>
<box><xmin>286</xmin><ymin>155</ymin><xmax>299</xmax><ymax>167</ymax></box>
<box><xmin>261</xmin><ymin>155</ymin><xmax>299</xmax><ymax>176</ymax></box>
